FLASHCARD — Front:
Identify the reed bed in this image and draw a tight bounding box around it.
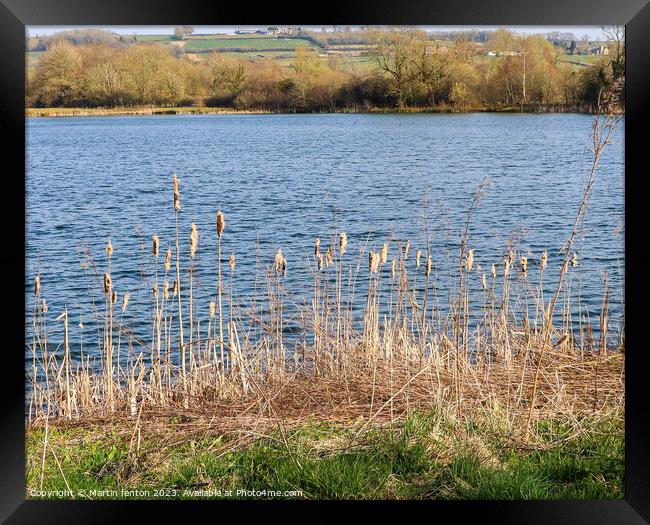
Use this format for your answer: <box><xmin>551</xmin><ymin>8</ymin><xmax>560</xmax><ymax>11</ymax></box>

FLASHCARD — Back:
<box><xmin>26</xmin><ymin>106</ymin><xmax>624</xmax><ymax>443</ymax></box>
<box><xmin>26</xmin><ymin>189</ymin><xmax>623</xmax><ymax>434</ymax></box>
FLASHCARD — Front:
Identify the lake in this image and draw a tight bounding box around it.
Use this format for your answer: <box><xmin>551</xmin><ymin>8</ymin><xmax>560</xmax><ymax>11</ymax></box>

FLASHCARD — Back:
<box><xmin>26</xmin><ymin>113</ymin><xmax>625</xmax><ymax>363</ymax></box>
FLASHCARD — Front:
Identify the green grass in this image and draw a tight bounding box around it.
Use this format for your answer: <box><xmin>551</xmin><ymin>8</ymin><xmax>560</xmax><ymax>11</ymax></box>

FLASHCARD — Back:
<box><xmin>184</xmin><ymin>37</ymin><xmax>315</xmax><ymax>52</ymax></box>
<box><xmin>135</xmin><ymin>35</ymin><xmax>175</xmax><ymax>42</ymax></box>
<box><xmin>565</xmin><ymin>55</ymin><xmax>603</xmax><ymax>64</ymax></box>
<box><xmin>26</xmin><ymin>410</ymin><xmax>623</xmax><ymax>500</ymax></box>
<box><xmin>337</xmin><ymin>56</ymin><xmax>376</xmax><ymax>72</ymax></box>
<box><xmin>217</xmin><ymin>50</ymin><xmax>301</xmax><ymax>61</ymax></box>
<box><xmin>190</xmin><ymin>34</ymin><xmax>271</xmax><ymax>40</ymax></box>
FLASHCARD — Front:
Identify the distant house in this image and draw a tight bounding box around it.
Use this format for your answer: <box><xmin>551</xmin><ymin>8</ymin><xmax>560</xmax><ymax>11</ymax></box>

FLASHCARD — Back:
<box><xmin>277</xmin><ymin>27</ymin><xmax>299</xmax><ymax>35</ymax></box>
<box><xmin>235</xmin><ymin>29</ymin><xmax>258</xmax><ymax>35</ymax></box>
<box><xmin>484</xmin><ymin>50</ymin><xmax>518</xmax><ymax>57</ymax></box>
<box><xmin>591</xmin><ymin>45</ymin><xmax>610</xmax><ymax>56</ymax></box>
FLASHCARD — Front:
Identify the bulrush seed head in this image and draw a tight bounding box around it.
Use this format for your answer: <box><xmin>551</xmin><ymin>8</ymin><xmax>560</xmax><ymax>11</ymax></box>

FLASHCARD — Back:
<box><xmin>172</xmin><ymin>279</ymin><xmax>178</xmax><ymax>296</ymax></box>
<box><xmin>425</xmin><ymin>255</ymin><xmax>432</xmax><ymax>278</ymax></box>
<box><xmin>404</xmin><ymin>240</ymin><xmax>411</xmax><ymax>260</ymax></box>
<box><xmin>34</xmin><ymin>275</ymin><xmax>41</xmax><ymax>296</ymax></box>
<box><xmin>229</xmin><ymin>253</ymin><xmax>236</xmax><ymax>271</ymax></box>
<box><xmin>571</xmin><ymin>253</ymin><xmax>578</xmax><ymax>267</ymax></box>
<box><xmin>491</xmin><ymin>263</ymin><xmax>497</xmax><ymax>279</ymax></box>
<box><xmin>465</xmin><ymin>249</ymin><xmax>474</xmax><ymax>272</ymax></box>
<box><xmin>317</xmin><ymin>253</ymin><xmax>323</xmax><ymax>271</ymax></box>
<box><xmin>508</xmin><ymin>250</ymin><xmax>515</xmax><ymax>265</ymax></box>
<box><xmin>103</xmin><ymin>273</ymin><xmax>112</xmax><ymax>294</ymax></box>
<box><xmin>189</xmin><ymin>223</ymin><xmax>198</xmax><ymax>258</ymax></box>
<box><xmin>380</xmin><ymin>242</ymin><xmax>388</xmax><ymax>264</ymax></box>
<box><xmin>370</xmin><ymin>252</ymin><xmax>380</xmax><ymax>274</ymax></box>
<box><xmin>520</xmin><ymin>256</ymin><xmax>528</xmax><ymax>275</ymax></box>
<box><xmin>173</xmin><ymin>173</ymin><xmax>180</xmax><ymax>212</ymax></box>
<box><xmin>163</xmin><ymin>280</ymin><xmax>169</xmax><ymax>300</ymax></box>
<box><xmin>106</xmin><ymin>239</ymin><xmax>113</xmax><ymax>257</ymax></box>
<box><xmin>216</xmin><ymin>210</ymin><xmax>225</xmax><ymax>238</ymax></box>
<box><xmin>282</xmin><ymin>257</ymin><xmax>287</xmax><ymax>277</ymax></box>
<box><xmin>416</xmin><ymin>250</ymin><xmax>422</xmax><ymax>268</ymax></box>
<box><xmin>314</xmin><ymin>238</ymin><xmax>320</xmax><ymax>258</ymax></box>
<box><xmin>42</xmin><ymin>299</ymin><xmax>48</xmax><ymax>314</ymax></box>
<box><xmin>391</xmin><ymin>260</ymin><xmax>396</xmax><ymax>279</ymax></box>
<box><xmin>165</xmin><ymin>248</ymin><xmax>172</xmax><ymax>271</ymax></box>
<box><xmin>112</xmin><ymin>290</ymin><xmax>117</xmax><ymax>305</ymax></box>
<box><xmin>326</xmin><ymin>246</ymin><xmax>333</xmax><ymax>268</ymax></box>
<box><xmin>152</xmin><ymin>235</ymin><xmax>160</xmax><ymax>257</ymax></box>
<box><xmin>541</xmin><ymin>249</ymin><xmax>548</xmax><ymax>270</ymax></box>
<box><xmin>339</xmin><ymin>231</ymin><xmax>348</xmax><ymax>256</ymax></box>
<box><xmin>122</xmin><ymin>293</ymin><xmax>130</xmax><ymax>313</ymax></box>
<box><xmin>504</xmin><ymin>259</ymin><xmax>511</xmax><ymax>276</ymax></box>
<box><xmin>209</xmin><ymin>301</ymin><xmax>216</xmax><ymax>318</ymax></box>
<box><xmin>152</xmin><ymin>284</ymin><xmax>158</xmax><ymax>298</ymax></box>
<box><xmin>275</xmin><ymin>248</ymin><xmax>283</xmax><ymax>274</ymax></box>
<box><xmin>482</xmin><ymin>273</ymin><xmax>487</xmax><ymax>290</ymax></box>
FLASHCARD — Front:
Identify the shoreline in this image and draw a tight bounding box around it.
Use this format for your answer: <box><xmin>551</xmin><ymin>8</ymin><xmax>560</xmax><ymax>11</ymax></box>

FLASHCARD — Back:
<box><xmin>25</xmin><ymin>104</ymin><xmax>613</xmax><ymax>118</ymax></box>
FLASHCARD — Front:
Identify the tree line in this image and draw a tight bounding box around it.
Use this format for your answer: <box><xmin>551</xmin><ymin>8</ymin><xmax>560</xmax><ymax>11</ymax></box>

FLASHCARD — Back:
<box><xmin>25</xmin><ymin>28</ymin><xmax>624</xmax><ymax>112</ymax></box>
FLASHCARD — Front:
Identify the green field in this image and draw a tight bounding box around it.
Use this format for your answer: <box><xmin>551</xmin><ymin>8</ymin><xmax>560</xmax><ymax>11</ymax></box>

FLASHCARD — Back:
<box><xmin>337</xmin><ymin>56</ymin><xmax>376</xmax><ymax>72</ymax></box>
<box><xmin>184</xmin><ymin>36</ymin><xmax>316</xmax><ymax>52</ymax></box>
<box><xmin>190</xmin><ymin>33</ymin><xmax>272</xmax><ymax>40</ymax></box>
<box><xmin>566</xmin><ymin>55</ymin><xmax>603</xmax><ymax>64</ymax></box>
<box><xmin>135</xmin><ymin>35</ymin><xmax>175</xmax><ymax>42</ymax></box>
<box><xmin>217</xmin><ymin>50</ymin><xmax>302</xmax><ymax>61</ymax></box>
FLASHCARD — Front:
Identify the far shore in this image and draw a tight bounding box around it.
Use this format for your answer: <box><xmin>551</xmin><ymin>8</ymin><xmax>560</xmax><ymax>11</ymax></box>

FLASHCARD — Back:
<box><xmin>26</xmin><ymin>104</ymin><xmax>609</xmax><ymax>118</ymax></box>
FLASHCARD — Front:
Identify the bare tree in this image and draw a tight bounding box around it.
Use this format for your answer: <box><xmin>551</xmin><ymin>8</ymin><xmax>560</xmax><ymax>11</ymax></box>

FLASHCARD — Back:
<box><xmin>369</xmin><ymin>26</ymin><xmax>424</xmax><ymax>108</ymax></box>
<box><xmin>174</xmin><ymin>26</ymin><xmax>194</xmax><ymax>40</ymax></box>
<box><xmin>602</xmin><ymin>25</ymin><xmax>625</xmax><ymax>80</ymax></box>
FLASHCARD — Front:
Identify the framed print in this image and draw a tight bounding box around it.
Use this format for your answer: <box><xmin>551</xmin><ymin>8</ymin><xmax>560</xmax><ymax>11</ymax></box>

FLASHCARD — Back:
<box><xmin>1</xmin><ymin>0</ymin><xmax>649</xmax><ymax>522</ymax></box>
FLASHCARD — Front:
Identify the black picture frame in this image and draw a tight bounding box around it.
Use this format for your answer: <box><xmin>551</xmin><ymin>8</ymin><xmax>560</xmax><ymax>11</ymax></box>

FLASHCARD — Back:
<box><xmin>2</xmin><ymin>0</ymin><xmax>649</xmax><ymax>522</ymax></box>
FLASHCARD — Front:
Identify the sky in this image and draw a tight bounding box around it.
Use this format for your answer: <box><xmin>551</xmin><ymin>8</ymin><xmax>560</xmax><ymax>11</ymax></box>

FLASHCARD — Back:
<box><xmin>26</xmin><ymin>25</ymin><xmax>608</xmax><ymax>40</ymax></box>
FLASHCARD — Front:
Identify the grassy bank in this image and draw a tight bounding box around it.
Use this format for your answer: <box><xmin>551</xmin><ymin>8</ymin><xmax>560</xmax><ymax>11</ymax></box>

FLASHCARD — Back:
<box><xmin>25</xmin><ymin>103</ymin><xmax>606</xmax><ymax>118</ymax></box>
<box><xmin>26</xmin><ymin>407</ymin><xmax>624</xmax><ymax>500</ymax></box>
<box><xmin>25</xmin><ymin>107</ymin><xmax>275</xmax><ymax>118</ymax></box>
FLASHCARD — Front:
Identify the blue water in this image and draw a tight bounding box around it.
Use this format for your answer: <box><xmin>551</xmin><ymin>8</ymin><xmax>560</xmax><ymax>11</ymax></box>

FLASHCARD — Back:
<box><xmin>26</xmin><ymin>113</ymin><xmax>625</xmax><ymax>362</ymax></box>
